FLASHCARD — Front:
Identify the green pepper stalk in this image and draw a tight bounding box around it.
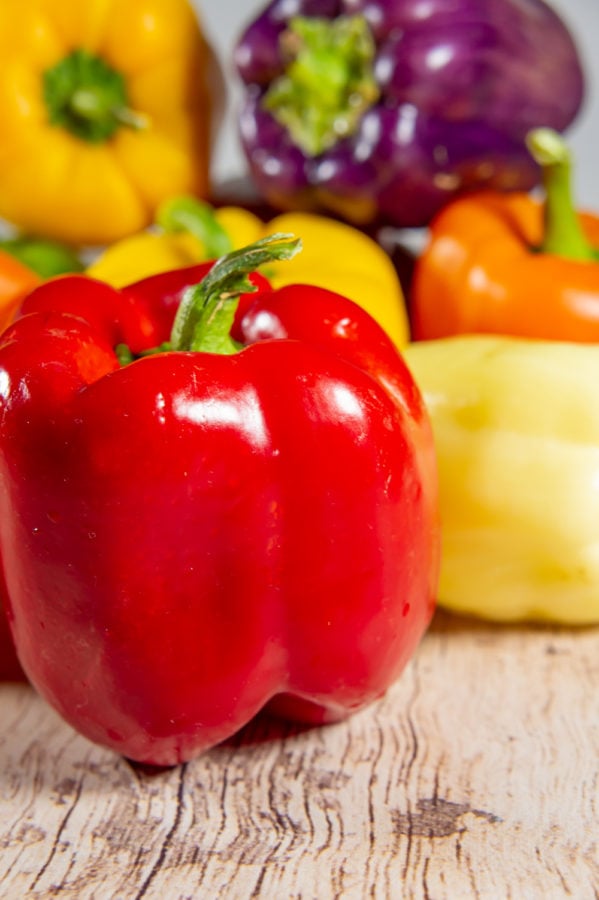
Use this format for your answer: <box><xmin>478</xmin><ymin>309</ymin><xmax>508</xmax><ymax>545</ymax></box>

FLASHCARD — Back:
<box><xmin>0</xmin><ymin>236</ymin><xmax>84</xmax><ymax>277</ymax></box>
<box><xmin>263</xmin><ymin>16</ymin><xmax>379</xmax><ymax>156</ymax></box>
<box><xmin>171</xmin><ymin>233</ymin><xmax>302</xmax><ymax>353</ymax></box>
<box><xmin>526</xmin><ymin>127</ymin><xmax>599</xmax><ymax>262</ymax></box>
<box><xmin>43</xmin><ymin>49</ymin><xmax>148</xmax><ymax>143</ymax></box>
<box><xmin>115</xmin><ymin>233</ymin><xmax>302</xmax><ymax>365</ymax></box>
<box><xmin>156</xmin><ymin>196</ymin><xmax>234</xmax><ymax>261</ymax></box>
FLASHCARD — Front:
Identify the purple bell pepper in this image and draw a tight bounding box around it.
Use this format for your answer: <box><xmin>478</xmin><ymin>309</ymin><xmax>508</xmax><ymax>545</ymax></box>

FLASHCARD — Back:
<box><xmin>234</xmin><ymin>0</ymin><xmax>585</xmax><ymax>228</ymax></box>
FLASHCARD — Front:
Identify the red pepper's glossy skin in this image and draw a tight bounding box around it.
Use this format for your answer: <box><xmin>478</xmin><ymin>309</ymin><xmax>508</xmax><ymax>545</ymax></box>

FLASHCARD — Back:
<box><xmin>0</xmin><ymin>271</ymin><xmax>439</xmax><ymax>765</ymax></box>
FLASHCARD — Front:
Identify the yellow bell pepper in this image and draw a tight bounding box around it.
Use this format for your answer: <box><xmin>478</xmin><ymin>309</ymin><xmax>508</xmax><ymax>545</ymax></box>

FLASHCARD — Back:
<box><xmin>88</xmin><ymin>197</ymin><xmax>410</xmax><ymax>346</ymax></box>
<box><xmin>403</xmin><ymin>335</ymin><xmax>599</xmax><ymax>625</ymax></box>
<box><xmin>0</xmin><ymin>0</ymin><xmax>220</xmax><ymax>246</ymax></box>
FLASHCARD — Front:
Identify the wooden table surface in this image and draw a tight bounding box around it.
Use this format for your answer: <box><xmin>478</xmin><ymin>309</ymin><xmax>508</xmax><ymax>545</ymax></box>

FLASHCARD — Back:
<box><xmin>1</xmin><ymin>609</ymin><xmax>598</xmax><ymax>900</ymax></box>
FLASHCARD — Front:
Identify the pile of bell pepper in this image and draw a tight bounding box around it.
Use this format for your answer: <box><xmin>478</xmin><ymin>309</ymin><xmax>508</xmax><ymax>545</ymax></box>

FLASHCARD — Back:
<box><xmin>0</xmin><ymin>0</ymin><xmax>596</xmax><ymax>767</ymax></box>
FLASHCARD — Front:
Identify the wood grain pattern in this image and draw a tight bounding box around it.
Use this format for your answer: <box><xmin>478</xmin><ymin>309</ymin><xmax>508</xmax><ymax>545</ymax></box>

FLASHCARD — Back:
<box><xmin>1</xmin><ymin>610</ymin><xmax>598</xmax><ymax>900</ymax></box>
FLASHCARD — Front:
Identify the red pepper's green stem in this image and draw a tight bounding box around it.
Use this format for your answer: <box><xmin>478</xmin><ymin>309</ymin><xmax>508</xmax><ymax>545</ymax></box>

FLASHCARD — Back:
<box><xmin>156</xmin><ymin>196</ymin><xmax>233</xmax><ymax>259</ymax></box>
<box><xmin>170</xmin><ymin>233</ymin><xmax>302</xmax><ymax>354</ymax></box>
<box><xmin>263</xmin><ymin>15</ymin><xmax>379</xmax><ymax>156</ymax></box>
<box><xmin>526</xmin><ymin>128</ymin><xmax>597</xmax><ymax>262</ymax></box>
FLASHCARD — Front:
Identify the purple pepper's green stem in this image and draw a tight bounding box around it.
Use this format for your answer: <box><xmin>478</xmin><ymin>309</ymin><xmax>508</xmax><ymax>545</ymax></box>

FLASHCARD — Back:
<box><xmin>263</xmin><ymin>15</ymin><xmax>379</xmax><ymax>157</ymax></box>
<box><xmin>156</xmin><ymin>196</ymin><xmax>233</xmax><ymax>260</ymax></box>
<box><xmin>170</xmin><ymin>233</ymin><xmax>302</xmax><ymax>354</ymax></box>
<box><xmin>526</xmin><ymin>128</ymin><xmax>597</xmax><ymax>262</ymax></box>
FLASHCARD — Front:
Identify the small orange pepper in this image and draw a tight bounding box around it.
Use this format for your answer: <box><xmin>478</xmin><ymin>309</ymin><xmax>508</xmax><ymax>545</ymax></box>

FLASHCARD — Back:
<box><xmin>411</xmin><ymin>129</ymin><xmax>599</xmax><ymax>343</ymax></box>
<box><xmin>0</xmin><ymin>250</ymin><xmax>41</xmax><ymax>332</ymax></box>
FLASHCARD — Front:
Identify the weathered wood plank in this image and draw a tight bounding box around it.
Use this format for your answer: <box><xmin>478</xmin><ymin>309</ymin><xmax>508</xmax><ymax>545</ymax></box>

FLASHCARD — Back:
<box><xmin>1</xmin><ymin>611</ymin><xmax>598</xmax><ymax>899</ymax></box>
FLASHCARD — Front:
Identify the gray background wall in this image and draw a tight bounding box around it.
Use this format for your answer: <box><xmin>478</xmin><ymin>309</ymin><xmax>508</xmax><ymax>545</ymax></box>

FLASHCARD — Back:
<box><xmin>197</xmin><ymin>0</ymin><xmax>599</xmax><ymax>212</ymax></box>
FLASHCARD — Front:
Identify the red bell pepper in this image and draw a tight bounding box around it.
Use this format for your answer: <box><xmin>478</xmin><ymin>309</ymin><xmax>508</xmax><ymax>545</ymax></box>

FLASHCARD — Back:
<box><xmin>0</xmin><ymin>236</ymin><xmax>439</xmax><ymax>765</ymax></box>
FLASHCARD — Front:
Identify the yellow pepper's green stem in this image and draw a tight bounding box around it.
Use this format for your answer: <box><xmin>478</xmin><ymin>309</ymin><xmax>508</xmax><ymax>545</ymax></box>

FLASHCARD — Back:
<box><xmin>156</xmin><ymin>196</ymin><xmax>233</xmax><ymax>260</ymax></box>
<box><xmin>526</xmin><ymin>128</ymin><xmax>597</xmax><ymax>262</ymax></box>
<box><xmin>44</xmin><ymin>49</ymin><xmax>146</xmax><ymax>143</ymax></box>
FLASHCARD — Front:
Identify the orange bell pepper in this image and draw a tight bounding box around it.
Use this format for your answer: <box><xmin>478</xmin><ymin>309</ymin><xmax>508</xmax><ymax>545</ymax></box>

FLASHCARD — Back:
<box><xmin>0</xmin><ymin>250</ymin><xmax>41</xmax><ymax>332</ymax></box>
<box><xmin>411</xmin><ymin>129</ymin><xmax>599</xmax><ymax>342</ymax></box>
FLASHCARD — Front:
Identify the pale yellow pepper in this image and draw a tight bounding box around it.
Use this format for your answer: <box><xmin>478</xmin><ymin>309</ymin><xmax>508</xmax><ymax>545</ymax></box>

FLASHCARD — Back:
<box><xmin>88</xmin><ymin>198</ymin><xmax>409</xmax><ymax>347</ymax></box>
<box><xmin>403</xmin><ymin>335</ymin><xmax>599</xmax><ymax>624</ymax></box>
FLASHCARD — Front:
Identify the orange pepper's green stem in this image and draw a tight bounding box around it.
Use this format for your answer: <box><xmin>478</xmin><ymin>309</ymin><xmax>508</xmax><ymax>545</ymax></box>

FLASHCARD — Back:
<box><xmin>526</xmin><ymin>128</ymin><xmax>598</xmax><ymax>262</ymax></box>
<box><xmin>170</xmin><ymin>233</ymin><xmax>302</xmax><ymax>354</ymax></box>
